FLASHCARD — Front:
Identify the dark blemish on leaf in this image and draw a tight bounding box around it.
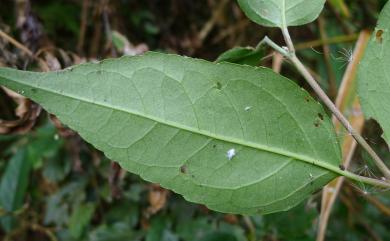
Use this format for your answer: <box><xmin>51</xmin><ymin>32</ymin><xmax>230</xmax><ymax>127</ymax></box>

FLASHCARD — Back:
<box><xmin>304</xmin><ymin>96</ymin><xmax>310</xmax><ymax>102</ymax></box>
<box><xmin>180</xmin><ymin>164</ymin><xmax>188</xmax><ymax>174</ymax></box>
<box><xmin>314</xmin><ymin>120</ymin><xmax>320</xmax><ymax>127</ymax></box>
<box><xmin>376</xmin><ymin>29</ymin><xmax>384</xmax><ymax>44</ymax></box>
<box><xmin>97</xmin><ymin>70</ymin><xmax>102</xmax><ymax>74</ymax></box>
<box><xmin>215</xmin><ymin>82</ymin><xmax>222</xmax><ymax>90</ymax></box>
<box><xmin>212</xmin><ymin>144</ymin><xmax>217</xmax><ymax>148</ymax></box>
<box><xmin>31</xmin><ymin>88</ymin><xmax>37</xmax><ymax>93</ymax></box>
<box><xmin>318</xmin><ymin>113</ymin><xmax>324</xmax><ymax>120</ymax></box>
<box><xmin>339</xmin><ymin>164</ymin><xmax>346</xmax><ymax>171</ymax></box>
<box><xmin>313</xmin><ymin>188</ymin><xmax>323</xmax><ymax>194</ymax></box>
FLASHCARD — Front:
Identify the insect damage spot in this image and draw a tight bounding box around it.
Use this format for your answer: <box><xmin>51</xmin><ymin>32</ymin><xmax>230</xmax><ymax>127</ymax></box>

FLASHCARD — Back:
<box><xmin>314</xmin><ymin>113</ymin><xmax>324</xmax><ymax>127</ymax></box>
<box><xmin>180</xmin><ymin>164</ymin><xmax>188</xmax><ymax>174</ymax></box>
<box><xmin>339</xmin><ymin>164</ymin><xmax>346</xmax><ymax>171</ymax></box>
<box><xmin>304</xmin><ymin>96</ymin><xmax>310</xmax><ymax>102</ymax></box>
<box><xmin>215</xmin><ymin>82</ymin><xmax>222</xmax><ymax>90</ymax></box>
<box><xmin>376</xmin><ymin>29</ymin><xmax>384</xmax><ymax>44</ymax></box>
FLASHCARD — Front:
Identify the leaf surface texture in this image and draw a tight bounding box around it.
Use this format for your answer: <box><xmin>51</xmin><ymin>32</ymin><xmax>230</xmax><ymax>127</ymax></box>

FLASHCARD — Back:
<box><xmin>0</xmin><ymin>52</ymin><xmax>342</xmax><ymax>214</ymax></box>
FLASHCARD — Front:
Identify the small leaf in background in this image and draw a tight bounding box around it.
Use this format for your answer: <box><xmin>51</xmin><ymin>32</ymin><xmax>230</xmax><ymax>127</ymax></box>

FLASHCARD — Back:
<box><xmin>89</xmin><ymin>222</ymin><xmax>135</xmax><ymax>241</ymax></box>
<box><xmin>44</xmin><ymin>180</ymin><xmax>87</xmax><ymax>227</ymax></box>
<box><xmin>0</xmin><ymin>52</ymin><xmax>342</xmax><ymax>215</ymax></box>
<box><xmin>198</xmin><ymin>232</ymin><xmax>238</xmax><ymax>241</ymax></box>
<box><xmin>0</xmin><ymin>149</ymin><xmax>30</xmax><ymax>232</ymax></box>
<box><xmin>237</xmin><ymin>0</ymin><xmax>326</xmax><ymax>28</ymax></box>
<box><xmin>104</xmin><ymin>201</ymin><xmax>139</xmax><ymax>228</ymax></box>
<box><xmin>176</xmin><ymin>218</ymin><xmax>213</xmax><ymax>241</ymax></box>
<box><xmin>27</xmin><ymin>123</ymin><xmax>63</xmax><ymax>169</ymax></box>
<box><xmin>111</xmin><ymin>30</ymin><xmax>149</xmax><ymax>56</ymax></box>
<box><xmin>215</xmin><ymin>47</ymin><xmax>264</xmax><ymax>66</ymax></box>
<box><xmin>111</xmin><ymin>31</ymin><xmax>128</xmax><ymax>52</ymax></box>
<box><xmin>264</xmin><ymin>202</ymin><xmax>318</xmax><ymax>240</ymax></box>
<box><xmin>69</xmin><ymin>202</ymin><xmax>95</xmax><ymax>239</ymax></box>
<box><xmin>146</xmin><ymin>216</ymin><xmax>178</xmax><ymax>241</ymax></box>
<box><xmin>358</xmin><ymin>1</ymin><xmax>390</xmax><ymax>147</ymax></box>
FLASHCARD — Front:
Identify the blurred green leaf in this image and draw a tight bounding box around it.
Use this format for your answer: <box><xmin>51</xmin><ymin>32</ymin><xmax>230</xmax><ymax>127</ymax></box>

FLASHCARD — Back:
<box><xmin>358</xmin><ymin>1</ymin><xmax>390</xmax><ymax>146</ymax></box>
<box><xmin>89</xmin><ymin>222</ymin><xmax>135</xmax><ymax>241</ymax></box>
<box><xmin>215</xmin><ymin>47</ymin><xmax>264</xmax><ymax>66</ymax></box>
<box><xmin>69</xmin><ymin>202</ymin><xmax>95</xmax><ymax>239</ymax></box>
<box><xmin>198</xmin><ymin>232</ymin><xmax>238</xmax><ymax>241</ymax></box>
<box><xmin>33</xmin><ymin>1</ymin><xmax>79</xmax><ymax>36</ymax></box>
<box><xmin>146</xmin><ymin>216</ymin><xmax>178</xmax><ymax>241</ymax></box>
<box><xmin>264</xmin><ymin>202</ymin><xmax>317</xmax><ymax>239</ymax></box>
<box><xmin>176</xmin><ymin>217</ymin><xmax>212</xmax><ymax>241</ymax></box>
<box><xmin>104</xmin><ymin>201</ymin><xmax>139</xmax><ymax>228</ymax></box>
<box><xmin>44</xmin><ymin>180</ymin><xmax>87</xmax><ymax>226</ymax></box>
<box><xmin>0</xmin><ymin>148</ymin><xmax>30</xmax><ymax>232</ymax></box>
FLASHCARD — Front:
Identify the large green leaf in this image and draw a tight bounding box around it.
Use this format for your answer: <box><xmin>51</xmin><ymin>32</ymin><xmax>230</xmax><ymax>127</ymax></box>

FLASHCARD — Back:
<box><xmin>237</xmin><ymin>0</ymin><xmax>326</xmax><ymax>28</ymax></box>
<box><xmin>0</xmin><ymin>52</ymin><xmax>342</xmax><ymax>215</ymax></box>
<box><xmin>358</xmin><ymin>1</ymin><xmax>390</xmax><ymax>146</ymax></box>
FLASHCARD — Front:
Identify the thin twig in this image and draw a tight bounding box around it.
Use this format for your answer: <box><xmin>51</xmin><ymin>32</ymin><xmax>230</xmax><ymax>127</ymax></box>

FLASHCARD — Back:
<box><xmin>316</xmin><ymin>31</ymin><xmax>370</xmax><ymax>241</ymax></box>
<box><xmin>198</xmin><ymin>0</ymin><xmax>229</xmax><ymax>43</ymax></box>
<box><xmin>272</xmin><ymin>52</ymin><xmax>284</xmax><ymax>73</ymax></box>
<box><xmin>0</xmin><ymin>29</ymin><xmax>49</xmax><ymax>71</ymax></box>
<box><xmin>295</xmin><ymin>34</ymin><xmax>358</xmax><ymax>50</ymax></box>
<box><xmin>77</xmin><ymin>0</ymin><xmax>89</xmax><ymax>53</ymax></box>
<box><xmin>0</xmin><ymin>29</ymin><xmax>34</xmax><ymax>57</ymax></box>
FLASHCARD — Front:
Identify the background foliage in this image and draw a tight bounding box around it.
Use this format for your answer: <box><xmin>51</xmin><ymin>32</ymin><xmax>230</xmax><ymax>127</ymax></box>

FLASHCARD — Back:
<box><xmin>0</xmin><ymin>0</ymin><xmax>389</xmax><ymax>241</ymax></box>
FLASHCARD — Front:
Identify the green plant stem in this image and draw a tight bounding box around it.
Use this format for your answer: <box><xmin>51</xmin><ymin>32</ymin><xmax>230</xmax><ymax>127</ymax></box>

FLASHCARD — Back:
<box><xmin>256</xmin><ymin>36</ymin><xmax>289</xmax><ymax>56</ymax></box>
<box><xmin>257</xmin><ymin>29</ymin><xmax>390</xmax><ymax>182</ymax></box>
<box><xmin>340</xmin><ymin>170</ymin><xmax>390</xmax><ymax>189</ymax></box>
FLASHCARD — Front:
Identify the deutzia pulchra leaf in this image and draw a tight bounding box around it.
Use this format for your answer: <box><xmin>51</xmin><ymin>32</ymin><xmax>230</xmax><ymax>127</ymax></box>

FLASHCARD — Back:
<box><xmin>0</xmin><ymin>52</ymin><xmax>342</xmax><ymax>215</ymax></box>
<box><xmin>237</xmin><ymin>0</ymin><xmax>326</xmax><ymax>28</ymax></box>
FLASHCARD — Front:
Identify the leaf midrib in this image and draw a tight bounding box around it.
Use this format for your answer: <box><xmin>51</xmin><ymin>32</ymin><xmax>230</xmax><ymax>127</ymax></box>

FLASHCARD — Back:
<box><xmin>3</xmin><ymin>72</ymin><xmax>343</xmax><ymax>177</ymax></box>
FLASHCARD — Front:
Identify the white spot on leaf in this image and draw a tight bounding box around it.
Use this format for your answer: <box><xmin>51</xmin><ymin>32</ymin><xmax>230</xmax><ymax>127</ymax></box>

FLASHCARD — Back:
<box><xmin>226</xmin><ymin>148</ymin><xmax>236</xmax><ymax>160</ymax></box>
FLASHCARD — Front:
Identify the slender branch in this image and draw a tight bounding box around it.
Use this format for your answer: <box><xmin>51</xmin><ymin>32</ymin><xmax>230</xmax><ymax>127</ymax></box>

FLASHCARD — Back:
<box><xmin>256</xmin><ymin>36</ymin><xmax>289</xmax><ymax>56</ymax></box>
<box><xmin>0</xmin><ymin>29</ymin><xmax>49</xmax><ymax>71</ymax></box>
<box><xmin>0</xmin><ymin>29</ymin><xmax>34</xmax><ymax>57</ymax></box>
<box><xmin>295</xmin><ymin>33</ymin><xmax>358</xmax><ymax>51</ymax></box>
<box><xmin>258</xmin><ymin>27</ymin><xmax>390</xmax><ymax>180</ymax></box>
